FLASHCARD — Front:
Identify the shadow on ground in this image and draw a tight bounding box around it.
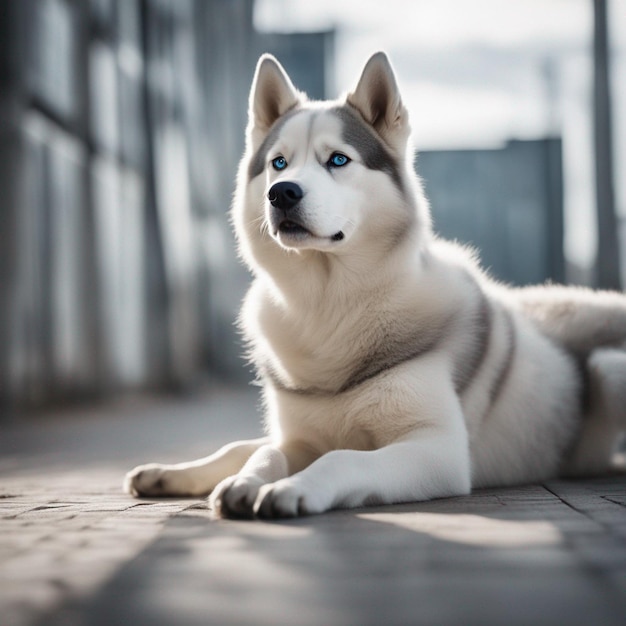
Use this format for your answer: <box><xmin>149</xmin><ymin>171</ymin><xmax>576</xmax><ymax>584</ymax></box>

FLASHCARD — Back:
<box><xmin>42</xmin><ymin>478</ymin><xmax>626</xmax><ymax>626</ymax></box>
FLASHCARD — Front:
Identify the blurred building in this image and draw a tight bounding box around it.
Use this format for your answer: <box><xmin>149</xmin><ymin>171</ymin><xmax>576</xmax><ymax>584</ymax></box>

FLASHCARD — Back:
<box><xmin>420</xmin><ymin>138</ymin><xmax>564</xmax><ymax>286</ymax></box>
<box><xmin>0</xmin><ymin>0</ymin><xmax>334</xmax><ymax>413</ymax></box>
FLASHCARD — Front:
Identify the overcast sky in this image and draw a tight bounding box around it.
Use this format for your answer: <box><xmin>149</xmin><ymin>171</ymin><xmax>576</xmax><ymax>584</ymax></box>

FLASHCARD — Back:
<box><xmin>255</xmin><ymin>0</ymin><xmax>626</xmax><ymax>271</ymax></box>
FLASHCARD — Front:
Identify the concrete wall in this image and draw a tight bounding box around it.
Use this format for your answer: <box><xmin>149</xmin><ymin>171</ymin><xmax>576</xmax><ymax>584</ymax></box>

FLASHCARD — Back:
<box><xmin>419</xmin><ymin>139</ymin><xmax>565</xmax><ymax>286</ymax></box>
<box><xmin>0</xmin><ymin>0</ymin><xmax>334</xmax><ymax>412</ymax></box>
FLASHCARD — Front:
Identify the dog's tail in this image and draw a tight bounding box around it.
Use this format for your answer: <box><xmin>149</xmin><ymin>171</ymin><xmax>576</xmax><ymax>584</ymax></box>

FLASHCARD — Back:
<box><xmin>515</xmin><ymin>284</ymin><xmax>626</xmax><ymax>357</ymax></box>
<box><xmin>518</xmin><ymin>285</ymin><xmax>626</xmax><ymax>476</ymax></box>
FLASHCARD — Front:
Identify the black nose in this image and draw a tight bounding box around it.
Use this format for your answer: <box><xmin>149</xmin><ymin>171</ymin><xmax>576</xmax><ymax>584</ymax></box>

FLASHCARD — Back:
<box><xmin>268</xmin><ymin>181</ymin><xmax>303</xmax><ymax>211</ymax></box>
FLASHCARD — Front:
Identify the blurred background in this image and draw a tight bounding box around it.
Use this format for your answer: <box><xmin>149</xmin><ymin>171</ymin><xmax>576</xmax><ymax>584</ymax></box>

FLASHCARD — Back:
<box><xmin>0</xmin><ymin>0</ymin><xmax>624</xmax><ymax>414</ymax></box>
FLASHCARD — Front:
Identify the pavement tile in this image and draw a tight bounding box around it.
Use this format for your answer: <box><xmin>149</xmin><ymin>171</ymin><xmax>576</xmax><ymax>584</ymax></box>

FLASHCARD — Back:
<box><xmin>42</xmin><ymin>506</ymin><xmax>624</xmax><ymax>626</ymax></box>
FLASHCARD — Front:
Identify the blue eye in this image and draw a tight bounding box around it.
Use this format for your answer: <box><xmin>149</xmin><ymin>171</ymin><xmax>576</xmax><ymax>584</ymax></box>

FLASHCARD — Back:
<box><xmin>329</xmin><ymin>153</ymin><xmax>350</xmax><ymax>168</ymax></box>
<box><xmin>272</xmin><ymin>156</ymin><xmax>287</xmax><ymax>171</ymax></box>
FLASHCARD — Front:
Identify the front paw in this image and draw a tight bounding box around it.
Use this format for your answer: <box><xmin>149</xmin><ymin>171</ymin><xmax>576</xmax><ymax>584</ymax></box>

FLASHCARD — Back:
<box><xmin>209</xmin><ymin>475</ymin><xmax>265</xmax><ymax>519</ymax></box>
<box><xmin>254</xmin><ymin>478</ymin><xmax>326</xmax><ymax>519</ymax></box>
<box><xmin>124</xmin><ymin>463</ymin><xmax>188</xmax><ymax>497</ymax></box>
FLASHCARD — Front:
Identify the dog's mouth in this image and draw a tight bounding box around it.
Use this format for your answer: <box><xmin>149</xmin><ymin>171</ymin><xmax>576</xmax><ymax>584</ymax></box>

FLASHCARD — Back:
<box><xmin>275</xmin><ymin>218</ymin><xmax>344</xmax><ymax>244</ymax></box>
<box><xmin>278</xmin><ymin>219</ymin><xmax>311</xmax><ymax>239</ymax></box>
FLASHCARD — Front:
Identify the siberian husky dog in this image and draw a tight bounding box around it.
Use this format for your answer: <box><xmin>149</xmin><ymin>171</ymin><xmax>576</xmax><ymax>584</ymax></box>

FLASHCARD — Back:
<box><xmin>125</xmin><ymin>52</ymin><xmax>626</xmax><ymax>518</ymax></box>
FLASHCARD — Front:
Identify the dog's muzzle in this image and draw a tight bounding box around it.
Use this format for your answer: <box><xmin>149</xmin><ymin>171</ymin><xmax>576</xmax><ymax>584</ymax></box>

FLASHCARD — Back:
<box><xmin>268</xmin><ymin>181</ymin><xmax>309</xmax><ymax>237</ymax></box>
<box><xmin>267</xmin><ymin>180</ymin><xmax>344</xmax><ymax>243</ymax></box>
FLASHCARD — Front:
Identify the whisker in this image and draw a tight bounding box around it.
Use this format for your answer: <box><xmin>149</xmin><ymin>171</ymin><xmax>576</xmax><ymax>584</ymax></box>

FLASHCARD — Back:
<box><xmin>250</xmin><ymin>214</ymin><xmax>269</xmax><ymax>236</ymax></box>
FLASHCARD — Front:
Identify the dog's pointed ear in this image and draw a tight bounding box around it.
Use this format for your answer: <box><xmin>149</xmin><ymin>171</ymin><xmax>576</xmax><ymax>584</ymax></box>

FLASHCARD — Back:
<box><xmin>249</xmin><ymin>54</ymin><xmax>302</xmax><ymax>133</ymax></box>
<box><xmin>346</xmin><ymin>52</ymin><xmax>409</xmax><ymax>148</ymax></box>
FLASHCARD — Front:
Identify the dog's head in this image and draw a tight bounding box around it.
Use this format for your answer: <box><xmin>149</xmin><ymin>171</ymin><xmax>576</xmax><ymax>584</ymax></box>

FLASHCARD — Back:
<box><xmin>234</xmin><ymin>52</ymin><xmax>430</xmax><ymax>265</ymax></box>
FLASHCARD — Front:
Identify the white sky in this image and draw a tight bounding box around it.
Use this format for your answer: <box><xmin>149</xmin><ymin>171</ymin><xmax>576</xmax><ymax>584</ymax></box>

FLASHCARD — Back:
<box><xmin>255</xmin><ymin>0</ymin><xmax>626</xmax><ymax>273</ymax></box>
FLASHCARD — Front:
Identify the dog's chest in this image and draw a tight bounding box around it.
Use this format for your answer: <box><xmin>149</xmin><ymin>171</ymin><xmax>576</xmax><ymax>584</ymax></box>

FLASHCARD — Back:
<box><xmin>264</xmin><ymin>311</ymin><xmax>363</xmax><ymax>389</ymax></box>
<box><xmin>253</xmin><ymin>291</ymin><xmax>390</xmax><ymax>393</ymax></box>
<box><xmin>255</xmin><ymin>295</ymin><xmax>446</xmax><ymax>400</ymax></box>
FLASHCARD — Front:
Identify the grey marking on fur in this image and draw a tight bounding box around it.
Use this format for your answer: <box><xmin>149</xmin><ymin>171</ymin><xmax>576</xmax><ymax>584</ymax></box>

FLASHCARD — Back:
<box><xmin>576</xmin><ymin>354</ymin><xmax>592</xmax><ymax>414</ymax></box>
<box><xmin>488</xmin><ymin>308</ymin><xmax>517</xmax><ymax>406</ymax></box>
<box><xmin>260</xmin><ymin>361</ymin><xmax>327</xmax><ymax>397</ymax></box>
<box><xmin>306</xmin><ymin>111</ymin><xmax>318</xmax><ymax>147</ymax></box>
<box><xmin>330</xmin><ymin>106</ymin><xmax>403</xmax><ymax>190</ymax></box>
<box><xmin>248</xmin><ymin>106</ymin><xmax>301</xmax><ymax>180</ymax></box>
<box><xmin>453</xmin><ymin>291</ymin><xmax>493</xmax><ymax>395</ymax></box>
<box><xmin>261</xmin><ymin>316</ymin><xmax>452</xmax><ymax>397</ymax></box>
<box><xmin>338</xmin><ymin>318</ymin><xmax>451</xmax><ymax>393</ymax></box>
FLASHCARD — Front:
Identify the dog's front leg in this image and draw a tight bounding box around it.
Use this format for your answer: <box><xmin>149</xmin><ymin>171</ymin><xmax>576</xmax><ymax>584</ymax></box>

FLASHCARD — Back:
<box><xmin>254</xmin><ymin>422</ymin><xmax>471</xmax><ymax>518</ymax></box>
<box><xmin>209</xmin><ymin>441</ymin><xmax>320</xmax><ymax>518</ymax></box>
<box><xmin>124</xmin><ymin>437</ymin><xmax>270</xmax><ymax>497</ymax></box>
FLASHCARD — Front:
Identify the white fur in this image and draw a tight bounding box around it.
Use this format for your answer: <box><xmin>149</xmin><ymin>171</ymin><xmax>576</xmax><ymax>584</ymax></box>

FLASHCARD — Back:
<box><xmin>125</xmin><ymin>52</ymin><xmax>626</xmax><ymax>518</ymax></box>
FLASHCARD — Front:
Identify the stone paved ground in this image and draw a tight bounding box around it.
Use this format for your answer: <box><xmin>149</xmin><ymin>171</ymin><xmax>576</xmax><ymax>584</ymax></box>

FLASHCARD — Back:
<box><xmin>1</xmin><ymin>385</ymin><xmax>625</xmax><ymax>626</ymax></box>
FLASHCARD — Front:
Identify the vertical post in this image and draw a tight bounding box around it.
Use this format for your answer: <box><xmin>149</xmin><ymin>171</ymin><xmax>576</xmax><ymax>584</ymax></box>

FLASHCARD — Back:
<box><xmin>593</xmin><ymin>0</ymin><xmax>621</xmax><ymax>289</ymax></box>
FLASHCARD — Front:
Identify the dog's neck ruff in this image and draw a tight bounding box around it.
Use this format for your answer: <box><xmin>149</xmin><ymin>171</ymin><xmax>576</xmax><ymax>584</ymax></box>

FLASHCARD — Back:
<box><xmin>259</xmin><ymin>303</ymin><xmax>453</xmax><ymax>398</ymax></box>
